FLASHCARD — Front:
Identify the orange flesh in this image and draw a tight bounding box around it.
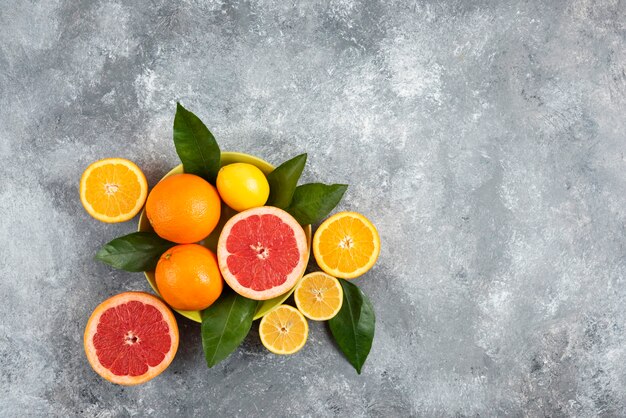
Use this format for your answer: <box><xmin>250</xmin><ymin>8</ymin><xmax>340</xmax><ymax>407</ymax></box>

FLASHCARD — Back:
<box><xmin>317</xmin><ymin>216</ymin><xmax>375</xmax><ymax>274</ymax></box>
<box><xmin>84</xmin><ymin>163</ymin><xmax>143</xmax><ymax>217</ymax></box>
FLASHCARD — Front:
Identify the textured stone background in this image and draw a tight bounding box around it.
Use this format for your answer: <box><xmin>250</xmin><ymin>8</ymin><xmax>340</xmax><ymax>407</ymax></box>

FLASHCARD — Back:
<box><xmin>2</xmin><ymin>0</ymin><xmax>626</xmax><ymax>416</ymax></box>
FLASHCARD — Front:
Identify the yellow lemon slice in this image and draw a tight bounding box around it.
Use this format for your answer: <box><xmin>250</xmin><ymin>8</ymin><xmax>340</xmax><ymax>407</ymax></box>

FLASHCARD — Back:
<box><xmin>294</xmin><ymin>272</ymin><xmax>343</xmax><ymax>321</ymax></box>
<box><xmin>259</xmin><ymin>305</ymin><xmax>308</xmax><ymax>355</ymax></box>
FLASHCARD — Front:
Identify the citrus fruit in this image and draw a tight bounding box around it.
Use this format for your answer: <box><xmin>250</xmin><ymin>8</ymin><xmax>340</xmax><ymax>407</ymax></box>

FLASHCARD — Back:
<box><xmin>294</xmin><ymin>272</ymin><xmax>343</xmax><ymax>321</ymax></box>
<box><xmin>79</xmin><ymin>158</ymin><xmax>148</xmax><ymax>223</ymax></box>
<box><xmin>313</xmin><ymin>211</ymin><xmax>380</xmax><ymax>279</ymax></box>
<box><xmin>259</xmin><ymin>305</ymin><xmax>309</xmax><ymax>355</ymax></box>
<box><xmin>216</xmin><ymin>163</ymin><xmax>270</xmax><ymax>212</ymax></box>
<box><xmin>217</xmin><ymin>206</ymin><xmax>308</xmax><ymax>300</ymax></box>
<box><xmin>155</xmin><ymin>244</ymin><xmax>223</xmax><ymax>311</ymax></box>
<box><xmin>145</xmin><ymin>173</ymin><xmax>221</xmax><ymax>244</ymax></box>
<box><xmin>83</xmin><ymin>292</ymin><xmax>179</xmax><ymax>386</ymax></box>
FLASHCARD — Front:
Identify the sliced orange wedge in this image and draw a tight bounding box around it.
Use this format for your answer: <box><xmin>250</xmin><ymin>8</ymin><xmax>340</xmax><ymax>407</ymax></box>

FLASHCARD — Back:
<box><xmin>313</xmin><ymin>211</ymin><xmax>380</xmax><ymax>279</ymax></box>
<box><xmin>79</xmin><ymin>158</ymin><xmax>148</xmax><ymax>223</ymax></box>
<box><xmin>259</xmin><ymin>305</ymin><xmax>308</xmax><ymax>355</ymax></box>
<box><xmin>294</xmin><ymin>272</ymin><xmax>343</xmax><ymax>321</ymax></box>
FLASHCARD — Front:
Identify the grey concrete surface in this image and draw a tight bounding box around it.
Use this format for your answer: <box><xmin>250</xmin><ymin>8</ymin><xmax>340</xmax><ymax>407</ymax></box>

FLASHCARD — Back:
<box><xmin>1</xmin><ymin>0</ymin><xmax>626</xmax><ymax>416</ymax></box>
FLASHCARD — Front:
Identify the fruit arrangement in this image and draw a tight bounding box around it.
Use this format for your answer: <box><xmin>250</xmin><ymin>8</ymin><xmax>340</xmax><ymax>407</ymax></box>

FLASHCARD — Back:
<box><xmin>80</xmin><ymin>103</ymin><xmax>380</xmax><ymax>385</ymax></box>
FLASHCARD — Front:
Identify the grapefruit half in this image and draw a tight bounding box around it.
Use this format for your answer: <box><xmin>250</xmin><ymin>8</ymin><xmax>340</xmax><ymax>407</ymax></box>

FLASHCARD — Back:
<box><xmin>84</xmin><ymin>292</ymin><xmax>179</xmax><ymax>385</ymax></box>
<box><xmin>217</xmin><ymin>206</ymin><xmax>308</xmax><ymax>300</ymax></box>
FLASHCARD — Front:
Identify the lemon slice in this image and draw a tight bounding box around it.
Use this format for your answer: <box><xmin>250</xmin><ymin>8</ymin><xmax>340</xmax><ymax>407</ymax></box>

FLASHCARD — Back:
<box><xmin>294</xmin><ymin>272</ymin><xmax>343</xmax><ymax>321</ymax></box>
<box><xmin>259</xmin><ymin>305</ymin><xmax>308</xmax><ymax>355</ymax></box>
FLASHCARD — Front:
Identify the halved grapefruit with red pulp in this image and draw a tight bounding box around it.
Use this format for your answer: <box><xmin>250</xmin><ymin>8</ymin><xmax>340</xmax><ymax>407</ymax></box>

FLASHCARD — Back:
<box><xmin>84</xmin><ymin>292</ymin><xmax>179</xmax><ymax>385</ymax></box>
<box><xmin>217</xmin><ymin>206</ymin><xmax>308</xmax><ymax>300</ymax></box>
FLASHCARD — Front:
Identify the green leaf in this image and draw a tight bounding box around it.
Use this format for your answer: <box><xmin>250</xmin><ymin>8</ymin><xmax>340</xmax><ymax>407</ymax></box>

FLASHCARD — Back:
<box><xmin>266</xmin><ymin>153</ymin><xmax>307</xmax><ymax>209</ymax></box>
<box><xmin>328</xmin><ymin>279</ymin><xmax>375</xmax><ymax>374</ymax></box>
<box><xmin>286</xmin><ymin>183</ymin><xmax>348</xmax><ymax>225</ymax></box>
<box><xmin>201</xmin><ymin>290</ymin><xmax>258</xmax><ymax>367</ymax></box>
<box><xmin>173</xmin><ymin>102</ymin><xmax>221</xmax><ymax>183</ymax></box>
<box><xmin>95</xmin><ymin>232</ymin><xmax>175</xmax><ymax>272</ymax></box>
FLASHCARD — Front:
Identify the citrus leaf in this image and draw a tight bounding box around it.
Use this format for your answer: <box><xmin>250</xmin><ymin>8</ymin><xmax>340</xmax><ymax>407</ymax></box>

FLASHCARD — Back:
<box><xmin>201</xmin><ymin>290</ymin><xmax>258</xmax><ymax>368</ymax></box>
<box><xmin>328</xmin><ymin>279</ymin><xmax>375</xmax><ymax>374</ymax></box>
<box><xmin>173</xmin><ymin>102</ymin><xmax>221</xmax><ymax>183</ymax></box>
<box><xmin>286</xmin><ymin>183</ymin><xmax>348</xmax><ymax>225</ymax></box>
<box><xmin>266</xmin><ymin>153</ymin><xmax>307</xmax><ymax>209</ymax></box>
<box><xmin>95</xmin><ymin>232</ymin><xmax>175</xmax><ymax>272</ymax></box>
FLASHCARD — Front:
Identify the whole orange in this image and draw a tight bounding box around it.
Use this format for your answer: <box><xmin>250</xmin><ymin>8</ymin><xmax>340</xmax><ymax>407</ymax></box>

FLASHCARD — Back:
<box><xmin>155</xmin><ymin>244</ymin><xmax>224</xmax><ymax>311</ymax></box>
<box><xmin>146</xmin><ymin>173</ymin><xmax>221</xmax><ymax>244</ymax></box>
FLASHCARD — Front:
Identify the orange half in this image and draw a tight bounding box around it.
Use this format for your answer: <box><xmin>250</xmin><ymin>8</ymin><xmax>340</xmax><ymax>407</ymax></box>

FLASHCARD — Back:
<box><xmin>313</xmin><ymin>211</ymin><xmax>380</xmax><ymax>279</ymax></box>
<box><xmin>80</xmin><ymin>158</ymin><xmax>148</xmax><ymax>223</ymax></box>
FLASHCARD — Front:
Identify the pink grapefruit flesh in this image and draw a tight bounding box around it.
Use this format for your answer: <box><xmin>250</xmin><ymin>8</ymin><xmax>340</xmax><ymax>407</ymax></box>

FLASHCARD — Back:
<box><xmin>84</xmin><ymin>292</ymin><xmax>179</xmax><ymax>385</ymax></box>
<box><xmin>217</xmin><ymin>206</ymin><xmax>308</xmax><ymax>300</ymax></box>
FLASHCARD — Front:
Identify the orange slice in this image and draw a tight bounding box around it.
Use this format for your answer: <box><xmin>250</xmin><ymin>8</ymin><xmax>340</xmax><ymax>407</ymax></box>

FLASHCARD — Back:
<box><xmin>80</xmin><ymin>158</ymin><xmax>148</xmax><ymax>223</ymax></box>
<box><xmin>294</xmin><ymin>272</ymin><xmax>343</xmax><ymax>321</ymax></box>
<box><xmin>313</xmin><ymin>211</ymin><xmax>380</xmax><ymax>279</ymax></box>
<box><xmin>259</xmin><ymin>305</ymin><xmax>308</xmax><ymax>355</ymax></box>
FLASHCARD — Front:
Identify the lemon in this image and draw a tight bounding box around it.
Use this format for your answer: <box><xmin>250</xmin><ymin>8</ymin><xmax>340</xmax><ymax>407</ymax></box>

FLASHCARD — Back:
<box><xmin>216</xmin><ymin>163</ymin><xmax>270</xmax><ymax>212</ymax></box>
<box><xmin>259</xmin><ymin>305</ymin><xmax>308</xmax><ymax>355</ymax></box>
<box><xmin>294</xmin><ymin>272</ymin><xmax>343</xmax><ymax>321</ymax></box>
